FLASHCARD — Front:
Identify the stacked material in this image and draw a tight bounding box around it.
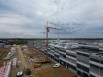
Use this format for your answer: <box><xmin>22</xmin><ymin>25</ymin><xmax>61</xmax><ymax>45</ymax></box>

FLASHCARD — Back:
<box><xmin>21</xmin><ymin>45</ymin><xmax>28</xmax><ymax>48</ymax></box>
<box><xmin>11</xmin><ymin>44</ymin><xmax>16</xmax><ymax>51</ymax></box>
<box><xmin>21</xmin><ymin>45</ymin><xmax>28</xmax><ymax>52</ymax></box>
<box><xmin>12</xmin><ymin>44</ymin><xmax>16</xmax><ymax>47</ymax></box>
<box><xmin>4</xmin><ymin>45</ymin><xmax>16</xmax><ymax>60</ymax></box>
<box><xmin>0</xmin><ymin>62</ymin><xmax>11</xmax><ymax>77</ymax></box>
<box><xmin>10</xmin><ymin>47</ymin><xmax>16</xmax><ymax>51</ymax></box>
<box><xmin>12</xmin><ymin>58</ymin><xmax>17</xmax><ymax>68</ymax></box>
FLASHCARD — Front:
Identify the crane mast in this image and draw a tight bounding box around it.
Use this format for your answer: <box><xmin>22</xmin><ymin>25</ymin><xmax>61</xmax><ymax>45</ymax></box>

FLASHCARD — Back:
<box><xmin>46</xmin><ymin>21</ymin><xmax>49</xmax><ymax>58</ymax></box>
<box><xmin>45</xmin><ymin>21</ymin><xmax>61</xmax><ymax>59</ymax></box>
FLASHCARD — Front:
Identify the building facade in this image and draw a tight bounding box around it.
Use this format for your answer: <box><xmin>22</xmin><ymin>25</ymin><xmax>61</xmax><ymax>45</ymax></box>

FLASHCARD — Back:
<box><xmin>29</xmin><ymin>40</ymin><xmax>103</xmax><ymax>77</ymax></box>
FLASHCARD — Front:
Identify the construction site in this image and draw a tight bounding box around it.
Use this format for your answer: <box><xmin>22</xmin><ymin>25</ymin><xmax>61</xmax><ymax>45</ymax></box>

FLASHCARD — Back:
<box><xmin>0</xmin><ymin>43</ymin><xmax>75</xmax><ymax>77</ymax></box>
<box><xmin>1</xmin><ymin>22</ymin><xmax>103</xmax><ymax>77</ymax></box>
<box><xmin>0</xmin><ymin>21</ymin><xmax>77</xmax><ymax>77</ymax></box>
<box><xmin>1</xmin><ymin>0</ymin><xmax>103</xmax><ymax>77</ymax></box>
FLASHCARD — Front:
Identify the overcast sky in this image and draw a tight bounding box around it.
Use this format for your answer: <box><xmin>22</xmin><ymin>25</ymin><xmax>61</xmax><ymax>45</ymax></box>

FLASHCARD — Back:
<box><xmin>0</xmin><ymin>0</ymin><xmax>103</xmax><ymax>38</ymax></box>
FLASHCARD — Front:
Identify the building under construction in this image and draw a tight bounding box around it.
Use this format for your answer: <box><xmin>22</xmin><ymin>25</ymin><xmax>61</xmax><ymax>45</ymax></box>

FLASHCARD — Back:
<box><xmin>28</xmin><ymin>39</ymin><xmax>103</xmax><ymax>77</ymax></box>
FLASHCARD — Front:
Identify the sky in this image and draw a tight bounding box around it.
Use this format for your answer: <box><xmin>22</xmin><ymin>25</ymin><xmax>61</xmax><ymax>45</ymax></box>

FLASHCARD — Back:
<box><xmin>0</xmin><ymin>0</ymin><xmax>103</xmax><ymax>38</ymax></box>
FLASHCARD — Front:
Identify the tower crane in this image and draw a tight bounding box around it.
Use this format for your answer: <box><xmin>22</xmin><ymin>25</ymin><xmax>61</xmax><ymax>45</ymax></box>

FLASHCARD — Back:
<box><xmin>45</xmin><ymin>21</ymin><xmax>61</xmax><ymax>59</ymax></box>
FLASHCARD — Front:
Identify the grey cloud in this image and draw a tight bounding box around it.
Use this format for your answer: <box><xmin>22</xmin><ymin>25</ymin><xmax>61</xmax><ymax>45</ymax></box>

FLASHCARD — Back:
<box><xmin>0</xmin><ymin>0</ymin><xmax>103</xmax><ymax>38</ymax></box>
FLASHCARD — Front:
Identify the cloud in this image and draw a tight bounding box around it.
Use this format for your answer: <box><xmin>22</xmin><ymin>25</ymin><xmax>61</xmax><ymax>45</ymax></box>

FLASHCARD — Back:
<box><xmin>0</xmin><ymin>0</ymin><xmax>103</xmax><ymax>38</ymax></box>
<box><xmin>0</xmin><ymin>13</ymin><xmax>33</xmax><ymax>25</ymax></box>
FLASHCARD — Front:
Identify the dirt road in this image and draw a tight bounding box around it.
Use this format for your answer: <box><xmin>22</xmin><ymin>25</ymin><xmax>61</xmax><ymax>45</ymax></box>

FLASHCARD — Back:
<box><xmin>17</xmin><ymin>45</ymin><xmax>28</xmax><ymax>68</ymax></box>
<box><xmin>16</xmin><ymin>45</ymin><xmax>36</xmax><ymax>77</ymax></box>
<box><xmin>16</xmin><ymin>45</ymin><xmax>75</xmax><ymax>77</ymax></box>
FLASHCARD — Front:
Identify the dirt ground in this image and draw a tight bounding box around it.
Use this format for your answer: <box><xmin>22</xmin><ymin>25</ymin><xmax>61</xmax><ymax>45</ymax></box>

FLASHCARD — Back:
<box><xmin>10</xmin><ymin>45</ymin><xmax>75</xmax><ymax>77</ymax></box>
<box><xmin>32</xmin><ymin>63</ymin><xmax>75</xmax><ymax>77</ymax></box>
<box><xmin>23</xmin><ymin>47</ymin><xmax>75</xmax><ymax>77</ymax></box>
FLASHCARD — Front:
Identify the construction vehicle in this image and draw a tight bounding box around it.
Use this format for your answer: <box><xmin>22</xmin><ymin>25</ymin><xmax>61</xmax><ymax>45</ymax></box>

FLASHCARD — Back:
<box><xmin>33</xmin><ymin>62</ymin><xmax>41</xmax><ymax>68</ymax></box>
<box><xmin>33</xmin><ymin>57</ymin><xmax>48</xmax><ymax>68</ymax></box>
<box><xmin>25</xmin><ymin>68</ymin><xmax>32</xmax><ymax>76</ymax></box>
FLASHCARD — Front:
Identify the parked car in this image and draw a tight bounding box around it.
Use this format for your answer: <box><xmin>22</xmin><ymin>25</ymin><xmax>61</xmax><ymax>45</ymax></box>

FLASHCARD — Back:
<box><xmin>16</xmin><ymin>71</ymin><xmax>23</xmax><ymax>77</ymax></box>
<box><xmin>53</xmin><ymin>63</ymin><xmax>60</xmax><ymax>68</ymax></box>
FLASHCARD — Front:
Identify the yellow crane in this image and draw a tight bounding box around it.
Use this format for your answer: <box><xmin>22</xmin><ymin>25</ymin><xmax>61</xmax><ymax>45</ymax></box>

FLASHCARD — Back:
<box><xmin>45</xmin><ymin>21</ymin><xmax>61</xmax><ymax>59</ymax></box>
<box><xmin>33</xmin><ymin>21</ymin><xmax>61</xmax><ymax>68</ymax></box>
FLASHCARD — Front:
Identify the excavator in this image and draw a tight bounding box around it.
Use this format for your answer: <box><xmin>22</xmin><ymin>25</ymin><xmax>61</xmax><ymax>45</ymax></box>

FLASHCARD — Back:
<box><xmin>33</xmin><ymin>57</ymin><xmax>48</xmax><ymax>68</ymax></box>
